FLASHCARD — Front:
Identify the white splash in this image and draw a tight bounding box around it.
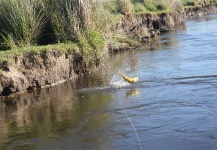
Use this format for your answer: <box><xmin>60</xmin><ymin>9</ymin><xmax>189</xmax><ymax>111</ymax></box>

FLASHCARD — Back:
<box><xmin>110</xmin><ymin>74</ymin><xmax>130</xmax><ymax>88</ymax></box>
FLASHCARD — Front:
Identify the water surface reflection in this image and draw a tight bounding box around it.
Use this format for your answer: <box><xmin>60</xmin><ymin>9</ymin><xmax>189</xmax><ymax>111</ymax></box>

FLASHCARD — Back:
<box><xmin>0</xmin><ymin>81</ymin><xmax>115</xmax><ymax>149</ymax></box>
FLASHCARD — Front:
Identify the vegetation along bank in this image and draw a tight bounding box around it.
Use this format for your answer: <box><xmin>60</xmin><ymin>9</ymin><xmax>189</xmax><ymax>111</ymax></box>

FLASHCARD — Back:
<box><xmin>0</xmin><ymin>0</ymin><xmax>217</xmax><ymax>96</ymax></box>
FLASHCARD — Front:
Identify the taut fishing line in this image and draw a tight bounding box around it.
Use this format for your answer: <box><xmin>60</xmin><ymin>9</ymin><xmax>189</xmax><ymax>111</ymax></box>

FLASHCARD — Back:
<box><xmin>96</xmin><ymin>1</ymin><xmax>142</xmax><ymax>149</ymax></box>
<box><xmin>118</xmin><ymin>93</ymin><xmax>143</xmax><ymax>150</ymax></box>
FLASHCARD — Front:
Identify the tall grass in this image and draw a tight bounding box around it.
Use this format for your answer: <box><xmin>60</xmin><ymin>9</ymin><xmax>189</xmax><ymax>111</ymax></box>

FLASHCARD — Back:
<box><xmin>0</xmin><ymin>0</ymin><xmax>216</xmax><ymax>54</ymax></box>
<box><xmin>119</xmin><ymin>0</ymin><xmax>134</xmax><ymax>14</ymax></box>
<box><xmin>44</xmin><ymin>0</ymin><xmax>90</xmax><ymax>43</ymax></box>
<box><xmin>43</xmin><ymin>0</ymin><xmax>107</xmax><ymax>60</ymax></box>
<box><xmin>0</xmin><ymin>0</ymin><xmax>107</xmax><ymax>61</ymax></box>
<box><xmin>0</xmin><ymin>0</ymin><xmax>46</xmax><ymax>49</ymax></box>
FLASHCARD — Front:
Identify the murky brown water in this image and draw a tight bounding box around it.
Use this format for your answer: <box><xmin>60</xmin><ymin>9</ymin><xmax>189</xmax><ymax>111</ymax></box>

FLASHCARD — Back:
<box><xmin>1</xmin><ymin>14</ymin><xmax>217</xmax><ymax>150</ymax></box>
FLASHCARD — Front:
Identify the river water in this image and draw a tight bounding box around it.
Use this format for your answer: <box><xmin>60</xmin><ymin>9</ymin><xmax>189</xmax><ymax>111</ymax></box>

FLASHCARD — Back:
<box><xmin>1</xmin><ymin>14</ymin><xmax>217</xmax><ymax>150</ymax></box>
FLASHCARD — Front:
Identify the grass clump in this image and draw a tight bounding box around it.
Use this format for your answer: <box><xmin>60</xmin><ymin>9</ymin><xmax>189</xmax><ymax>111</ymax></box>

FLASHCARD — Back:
<box><xmin>182</xmin><ymin>0</ymin><xmax>217</xmax><ymax>7</ymax></box>
<box><xmin>133</xmin><ymin>2</ymin><xmax>147</xmax><ymax>13</ymax></box>
<box><xmin>119</xmin><ymin>0</ymin><xmax>134</xmax><ymax>14</ymax></box>
<box><xmin>131</xmin><ymin>0</ymin><xmax>183</xmax><ymax>14</ymax></box>
<box><xmin>183</xmin><ymin>0</ymin><xmax>196</xmax><ymax>6</ymax></box>
<box><xmin>78</xmin><ymin>28</ymin><xmax>105</xmax><ymax>61</ymax></box>
<box><xmin>131</xmin><ymin>0</ymin><xmax>216</xmax><ymax>13</ymax></box>
<box><xmin>43</xmin><ymin>0</ymin><xmax>107</xmax><ymax>61</ymax></box>
<box><xmin>0</xmin><ymin>0</ymin><xmax>108</xmax><ymax>62</ymax></box>
<box><xmin>144</xmin><ymin>0</ymin><xmax>169</xmax><ymax>12</ymax></box>
<box><xmin>0</xmin><ymin>0</ymin><xmax>46</xmax><ymax>49</ymax></box>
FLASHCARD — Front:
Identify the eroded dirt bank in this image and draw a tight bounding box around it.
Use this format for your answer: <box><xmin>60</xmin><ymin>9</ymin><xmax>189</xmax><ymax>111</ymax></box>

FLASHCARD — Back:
<box><xmin>1</xmin><ymin>4</ymin><xmax>217</xmax><ymax>96</ymax></box>
<box><xmin>111</xmin><ymin>4</ymin><xmax>217</xmax><ymax>50</ymax></box>
<box><xmin>0</xmin><ymin>50</ymin><xmax>100</xmax><ymax>96</ymax></box>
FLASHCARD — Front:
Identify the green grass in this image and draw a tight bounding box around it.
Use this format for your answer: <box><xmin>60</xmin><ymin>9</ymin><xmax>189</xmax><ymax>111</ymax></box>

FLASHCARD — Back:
<box><xmin>77</xmin><ymin>28</ymin><xmax>105</xmax><ymax>62</ymax></box>
<box><xmin>133</xmin><ymin>2</ymin><xmax>148</xmax><ymax>13</ymax></box>
<box><xmin>113</xmin><ymin>35</ymin><xmax>142</xmax><ymax>47</ymax></box>
<box><xmin>143</xmin><ymin>0</ymin><xmax>169</xmax><ymax>12</ymax></box>
<box><xmin>0</xmin><ymin>0</ymin><xmax>107</xmax><ymax>60</ymax></box>
<box><xmin>0</xmin><ymin>43</ymin><xmax>80</xmax><ymax>62</ymax></box>
<box><xmin>0</xmin><ymin>0</ymin><xmax>216</xmax><ymax>64</ymax></box>
<box><xmin>182</xmin><ymin>0</ymin><xmax>217</xmax><ymax>7</ymax></box>
<box><xmin>131</xmin><ymin>0</ymin><xmax>217</xmax><ymax>14</ymax></box>
<box><xmin>131</xmin><ymin>0</ymin><xmax>180</xmax><ymax>14</ymax></box>
<box><xmin>0</xmin><ymin>0</ymin><xmax>46</xmax><ymax>49</ymax></box>
<box><xmin>0</xmin><ymin>69</ymin><xmax>4</xmax><ymax>74</ymax></box>
<box><xmin>183</xmin><ymin>0</ymin><xmax>198</xmax><ymax>7</ymax></box>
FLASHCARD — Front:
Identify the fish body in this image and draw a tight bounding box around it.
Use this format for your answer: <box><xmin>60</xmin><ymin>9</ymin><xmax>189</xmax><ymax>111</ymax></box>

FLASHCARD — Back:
<box><xmin>119</xmin><ymin>70</ymin><xmax>138</xmax><ymax>83</ymax></box>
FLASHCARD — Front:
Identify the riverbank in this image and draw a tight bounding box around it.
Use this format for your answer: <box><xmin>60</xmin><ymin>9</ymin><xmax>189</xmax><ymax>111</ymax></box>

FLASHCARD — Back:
<box><xmin>1</xmin><ymin>4</ymin><xmax>217</xmax><ymax>96</ymax></box>
<box><xmin>109</xmin><ymin>4</ymin><xmax>217</xmax><ymax>53</ymax></box>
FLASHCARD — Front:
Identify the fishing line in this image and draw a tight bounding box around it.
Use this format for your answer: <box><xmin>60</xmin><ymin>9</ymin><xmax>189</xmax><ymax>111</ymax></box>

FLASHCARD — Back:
<box><xmin>118</xmin><ymin>93</ymin><xmax>143</xmax><ymax>150</ymax></box>
<box><xmin>94</xmin><ymin>2</ymin><xmax>142</xmax><ymax>147</ymax></box>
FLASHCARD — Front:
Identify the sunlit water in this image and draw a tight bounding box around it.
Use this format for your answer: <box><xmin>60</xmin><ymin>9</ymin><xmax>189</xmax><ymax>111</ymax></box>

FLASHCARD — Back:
<box><xmin>1</xmin><ymin>14</ymin><xmax>217</xmax><ymax>150</ymax></box>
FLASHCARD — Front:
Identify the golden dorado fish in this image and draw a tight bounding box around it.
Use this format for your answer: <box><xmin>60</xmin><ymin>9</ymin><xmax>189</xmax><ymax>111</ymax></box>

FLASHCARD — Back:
<box><xmin>119</xmin><ymin>70</ymin><xmax>138</xmax><ymax>83</ymax></box>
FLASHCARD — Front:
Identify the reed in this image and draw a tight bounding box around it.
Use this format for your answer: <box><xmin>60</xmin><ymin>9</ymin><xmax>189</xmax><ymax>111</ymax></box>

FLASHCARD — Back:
<box><xmin>43</xmin><ymin>0</ymin><xmax>107</xmax><ymax>61</ymax></box>
<box><xmin>0</xmin><ymin>0</ymin><xmax>46</xmax><ymax>49</ymax></box>
<box><xmin>0</xmin><ymin>0</ymin><xmax>215</xmax><ymax>56</ymax></box>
